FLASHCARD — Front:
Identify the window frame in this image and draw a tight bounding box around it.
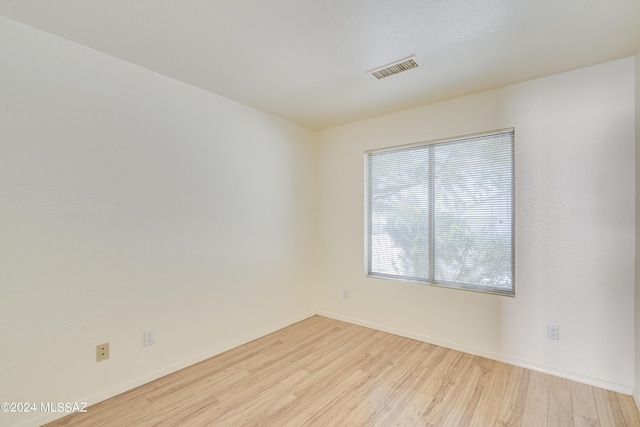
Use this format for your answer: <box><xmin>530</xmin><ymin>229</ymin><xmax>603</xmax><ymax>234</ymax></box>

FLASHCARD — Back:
<box><xmin>364</xmin><ymin>128</ymin><xmax>515</xmax><ymax>297</ymax></box>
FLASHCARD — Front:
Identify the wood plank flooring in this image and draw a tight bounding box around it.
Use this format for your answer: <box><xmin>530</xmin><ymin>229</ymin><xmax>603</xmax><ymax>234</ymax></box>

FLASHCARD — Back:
<box><xmin>45</xmin><ymin>316</ymin><xmax>640</xmax><ymax>426</ymax></box>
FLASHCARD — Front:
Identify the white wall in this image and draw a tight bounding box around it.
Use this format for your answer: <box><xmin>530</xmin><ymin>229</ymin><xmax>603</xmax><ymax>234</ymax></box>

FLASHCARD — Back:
<box><xmin>0</xmin><ymin>17</ymin><xmax>317</xmax><ymax>427</ymax></box>
<box><xmin>317</xmin><ymin>58</ymin><xmax>636</xmax><ymax>393</ymax></box>
<box><xmin>635</xmin><ymin>50</ymin><xmax>640</xmax><ymax>408</ymax></box>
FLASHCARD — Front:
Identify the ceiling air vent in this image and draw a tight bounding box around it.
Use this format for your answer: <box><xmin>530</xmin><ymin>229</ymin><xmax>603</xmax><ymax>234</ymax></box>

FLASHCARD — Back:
<box><xmin>367</xmin><ymin>55</ymin><xmax>420</xmax><ymax>80</ymax></box>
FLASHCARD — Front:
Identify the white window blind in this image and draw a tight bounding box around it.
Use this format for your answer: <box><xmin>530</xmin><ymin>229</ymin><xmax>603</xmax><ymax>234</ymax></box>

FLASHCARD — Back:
<box><xmin>365</xmin><ymin>129</ymin><xmax>515</xmax><ymax>296</ymax></box>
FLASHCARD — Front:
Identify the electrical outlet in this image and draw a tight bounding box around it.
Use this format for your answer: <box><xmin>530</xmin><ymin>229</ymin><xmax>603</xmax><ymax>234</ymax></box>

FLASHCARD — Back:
<box><xmin>144</xmin><ymin>330</ymin><xmax>155</xmax><ymax>347</ymax></box>
<box><xmin>548</xmin><ymin>324</ymin><xmax>559</xmax><ymax>341</ymax></box>
<box><xmin>342</xmin><ymin>289</ymin><xmax>349</xmax><ymax>300</ymax></box>
<box><xmin>96</xmin><ymin>343</ymin><xmax>109</xmax><ymax>362</ymax></box>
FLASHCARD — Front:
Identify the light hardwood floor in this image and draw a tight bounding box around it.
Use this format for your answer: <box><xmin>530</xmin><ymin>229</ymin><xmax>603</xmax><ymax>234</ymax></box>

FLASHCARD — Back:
<box><xmin>46</xmin><ymin>316</ymin><xmax>640</xmax><ymax>426</ymax></box>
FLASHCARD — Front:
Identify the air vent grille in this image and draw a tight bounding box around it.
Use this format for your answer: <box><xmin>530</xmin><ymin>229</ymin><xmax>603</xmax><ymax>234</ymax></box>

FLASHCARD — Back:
<box><xmin>367</xmin><ymin>56</ymin><xmax>420</xmax><ymax>80</ymax></box>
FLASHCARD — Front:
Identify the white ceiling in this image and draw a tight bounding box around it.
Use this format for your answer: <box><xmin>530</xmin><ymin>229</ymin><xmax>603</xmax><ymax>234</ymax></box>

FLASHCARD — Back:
<box><xmin>1</xmin><ymin>0</ymin><xmax>639</xmax><ymax>130</ymax></box>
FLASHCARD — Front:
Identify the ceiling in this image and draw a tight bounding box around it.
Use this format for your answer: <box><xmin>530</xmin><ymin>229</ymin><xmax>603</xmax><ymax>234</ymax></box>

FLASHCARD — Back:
<box><xmin>1</xmin><ymin>0</ymin><xmax>639</xmax><ymax>130</ymax></box>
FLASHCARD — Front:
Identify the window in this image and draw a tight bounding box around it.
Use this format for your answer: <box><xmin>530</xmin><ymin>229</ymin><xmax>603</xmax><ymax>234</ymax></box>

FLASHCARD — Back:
<box><xmin>365</xmin><ymin>129</ymin><xmax>515</xmax><ymax>296</ymax></box>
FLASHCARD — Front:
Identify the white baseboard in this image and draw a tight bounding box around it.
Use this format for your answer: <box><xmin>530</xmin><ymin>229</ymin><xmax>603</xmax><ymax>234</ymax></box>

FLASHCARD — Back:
<box><xmin>19</xmin><ymin>311</ymin><xmax>315</xmax><ymax>427</ymax></box>
<box><xmin>317</xmin><ymin>310</ymin><xmax>635</xmax><ymax>396</ymax></box>
<box><xmin>634</xmin><ymin>388</ymin><xmax>640</xmax><ymax>412</ymax></box>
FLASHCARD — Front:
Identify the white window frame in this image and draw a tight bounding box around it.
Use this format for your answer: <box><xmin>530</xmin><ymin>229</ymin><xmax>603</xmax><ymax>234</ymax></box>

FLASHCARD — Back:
<box><xmin>364</xmin><ymin>128</ymin><xmax>515</xmax><ymax>297</ymax></box>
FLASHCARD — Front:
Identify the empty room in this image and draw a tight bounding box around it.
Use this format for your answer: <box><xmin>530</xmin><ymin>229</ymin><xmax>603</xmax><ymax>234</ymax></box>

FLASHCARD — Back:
<box><xmin>1</xmin><ymin>1</ymin><xmax>640</xmax><ymax>426</ymax></box>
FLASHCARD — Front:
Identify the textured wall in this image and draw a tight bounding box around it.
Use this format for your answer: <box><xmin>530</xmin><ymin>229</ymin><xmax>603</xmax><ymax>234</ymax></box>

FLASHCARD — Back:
<box><xmin>317</xmin><ymin>58</ymin><xmax>636</xmax><ymax>393</ymax></box>
<box><xmin>0</xmin><ymin>17</ymin><xmax>317</xmax><ymax>427</ymax></box>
